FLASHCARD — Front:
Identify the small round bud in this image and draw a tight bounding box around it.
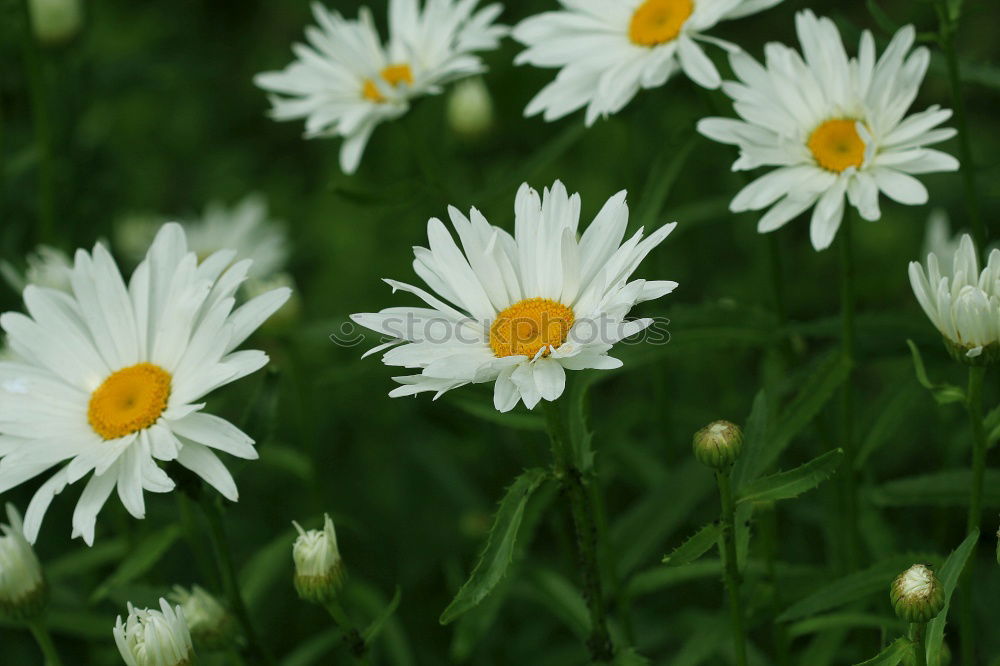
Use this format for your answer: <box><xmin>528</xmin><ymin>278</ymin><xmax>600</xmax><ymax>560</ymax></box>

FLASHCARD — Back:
<box><xmin>692</xmin><ymin>420</ymin><xmax>744</xmax><ymax>469</ymax></box>
<box><xmin>446</xmin><ymin>78</ymin><xmax>494</xmax><ymax>141</ymax></box>
<box><xmin>890</xmin><ymin>564</ymin><xmax>945</xmax><ymax>623</ymax></box>
<box><xmin>0</xmin><ymin>504</ymin><xmax>47</xmax><ymax>620</ymax></box>
<box><xmin>292</xmin><ymin>514</ymin><xmax>345</xmax><ymax>604</ymax></box>
<box><xmin>169</xmin><ymin>585</ymin><xmax>237</xmax><ymax>652</ymax></box>
<box><xmin>113</xmin><ymin>598</ymin><xmax>194</xmax><ymax>666</ymax></box>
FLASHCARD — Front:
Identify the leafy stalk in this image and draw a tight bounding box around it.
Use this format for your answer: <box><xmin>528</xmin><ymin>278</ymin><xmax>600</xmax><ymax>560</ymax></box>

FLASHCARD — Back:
<box><xmin>202</xmin><ymin>497</ymin><xmax>275</xmax><ymax>666</ymax></box>
<box><xmin>717</xmin><ymin>471</ymin><xmax>748</xmax><ymax>666</ymax></box>
<box><xmin>27</xmin><ymin>620</ymin><xmax>62</xmax><ymax>666</ymax></box>
<box><xmin>911</xmin><ymin>623</ymin><xmax>928</xmax><ymax>666</ymax></box>
<box><xmin>543</xmin><ymin>401</ymin><xmax>613</xmax><ymax>662</ymax></box>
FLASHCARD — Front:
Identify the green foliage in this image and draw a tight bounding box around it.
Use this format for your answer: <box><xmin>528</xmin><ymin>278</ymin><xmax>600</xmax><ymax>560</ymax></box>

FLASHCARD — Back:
<box><xmin>907</xmin><ymin>340</ymin><xmax>966</xmax><ymax>405</ymax></box>
<box><xmin>439</xmin><ymin>468</ymin><xmax>550</xmax><ymax>624</ymax></box>
<box><xmin>736</xmin><ymin>449</ymin><xmax>844</xmax><ymax>505</ymax></box>
<box><xmin>661</xmin><ymin>522</ymin><xmax>722</xmax><ymax>567</ymax></box>
<box><xmin>854</xmin><ymin>637</ymin><xmax>915</xmax><ymax>666</ymax></box>
<box><xmin>925</xmin><ymin>530</ymin><xmax>979</xmax><ymax>666</ymax></box>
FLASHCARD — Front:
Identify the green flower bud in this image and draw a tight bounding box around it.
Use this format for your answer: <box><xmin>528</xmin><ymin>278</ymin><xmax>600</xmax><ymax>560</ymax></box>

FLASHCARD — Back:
<box><xmin>692</xmin><ymin>420</ymin><xmax>743</xmax><ymax>469</ymax></box>
<box><xmin>0</xmin><ymin>504</ymin><xmax>47</xmax><ymax>620</ymax></box>
<box><xmin>28</xmin><ymin>0</ymin><xmax>82</xmax><ymax>45</ymax></box>
<box><xmin>890</xmin><ymin>564</ymin><xmax>945</xmax><ymax>623</ymax></box>
<box><xmin>169</xmin><ymin>585</ymin><xmax>237</xmax><ymax>652</ymax></box>
<box><xmin>292</xmin><ymin>514</ymin><xmax>345</xmax><ymax>604</ymax></box>
<box><xmin>446</xmin><ymin>78</ymin><xmax>494</xmax><ymax>141</ymax></box>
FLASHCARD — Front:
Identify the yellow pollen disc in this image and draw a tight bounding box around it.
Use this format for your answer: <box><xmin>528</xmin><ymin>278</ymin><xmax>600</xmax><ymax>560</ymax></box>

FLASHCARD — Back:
<box><xmin>88</xmin><ymin>363</ymin><xmax>172</xmax><ymax>440</ymax></box>
<box><xmin>808</xmin><ymin>118</ymin><xmax>866</xmax><ymax>172</ymax></box>
<box><xmin>362</xmin><ymin>64</ymin><xmax>414</xmax><ymax>103</ymax></box>
<box><xmin>489</xmin><ymin>298</ymin><xmax>575</xmax><ymax>359</ymax></box>
<box><xmin>629</xmin><ymin>0</ymin><xmax>693</xmax><ymax>47</ymax></box>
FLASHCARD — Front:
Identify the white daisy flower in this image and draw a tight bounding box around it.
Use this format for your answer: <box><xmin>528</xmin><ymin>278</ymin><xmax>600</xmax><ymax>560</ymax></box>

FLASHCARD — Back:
<box><xmin>697</xmin><ymin>11</ymin><xmax>959</xmax><ymax>251</ymax></box>
<box><xmin>1</xmin><ymin>245</ymin><xmax>74</xmax><ymax>294</ymax></box>
<box><xmin>512</xmin><ymin>0</ymin><xmax>784</xmax><ymax>126</ymax></box>
<box><xmin>909</xmin><ymin>234</ymin><xmax>1000</xmax><ymax>363</ymax></box>
<box><xmin>0</xmin><ymin>223</ymin><xmax>291</xmax><ymax>545</ymax></box>
<box><xmin>351</xmin><ymin>181</ymin><xmax>677</xmax><ymax>412</ymax></box>
<box><xmin>114</xmin><ymin>598</ymin><xmax>194</xmax><ymax>666</ymax></box>
<box><xmin>254</xmin><ymin>0</ymin><xmax>507</xmax><ymax>174</ymax></box>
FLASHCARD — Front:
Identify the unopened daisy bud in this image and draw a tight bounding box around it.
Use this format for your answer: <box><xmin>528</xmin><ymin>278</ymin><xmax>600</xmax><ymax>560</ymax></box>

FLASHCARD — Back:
<box><xmin>169</xmin><ymin>585</ymin><xmax>236</xmax><ymax>651</ymax></box>
<box><xmin>28</xmin><ymin>0</ymin><xmax>83</xmax><ymax>45</ymax></box>
<box><xmin>0</xmin><ymin>504</ymin><xmax>47</xmax><ymax>620</ymax></box>
<box><xmin>890</xmin><ymin>564</ymin><xmax>945</xmax><ymax>624</ymax></box>
<box><xmin>292</xmin><ymin>514</ymin><xmax>344</xmax><ymax>603</ymax></box>
<box><xmin>693</xmin><ymin>420</ymin><xmax>743</xmax><ymax>469</ymax></box>
<box><xmin>447</xmin><ymin>78</ymin><xmax>494</xmax><ymax>140</ymax></box>
<box><xmin>113</xmin><ymin>598</ymin><xmax>194</xmax><ymax>666</ymax></box>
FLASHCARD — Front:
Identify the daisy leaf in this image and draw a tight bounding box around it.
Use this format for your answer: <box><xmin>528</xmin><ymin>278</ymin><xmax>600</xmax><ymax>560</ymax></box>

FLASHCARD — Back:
<box><xmin>852</xmin><ymin>637</ymin><xmax>914</xmax><ymax>666</ymax></box>
<box><xmin>925</xmin><ymin>530</ymin><xmax>979</xmax><ymax>666</ymax></box>
<box><xmin>736</xmin><ymin>449</ymin><xmax>844</xmax><ymax>505</ymax></box>
<box><xmin>661</xmin><ymin>521</ymin><xmax>722</xmax><ymax>567</ymax></box>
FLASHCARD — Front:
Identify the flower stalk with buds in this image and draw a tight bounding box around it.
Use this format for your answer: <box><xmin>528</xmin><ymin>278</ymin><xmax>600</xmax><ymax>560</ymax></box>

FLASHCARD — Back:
<box><xmin>694</xmin><ymin>421</ymin><xmax>747</xmax><ymax>666</ymax></box>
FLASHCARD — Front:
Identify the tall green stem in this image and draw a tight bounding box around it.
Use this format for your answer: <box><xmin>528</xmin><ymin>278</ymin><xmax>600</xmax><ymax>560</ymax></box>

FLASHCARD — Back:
<box><xmin>911</xmin><ymin>623</ymin><xmax>928</xmax><ymax>666</ymax></box>
<box><xmin>958</xmin><ymin>365</ymin><xmax>987</xmax><ymax>665</ymax></box>
<box><xmin>323</xmin><ymin>598</ymin><xmax>371</xmax><ymax>665</ymax></box>
<box><xmin>543</xmin><ymin>401</ymin><xmax>613</xmax><ymax>662</ymax></box>
<box><xmin>936</xmin><ymin>1</ymin><xmax>984</xmax><ymax>253</ymax></box>
<box><xmin>202</xmin><ymin>498</ymin><xmax>275</xmax><ymax>666</ymax></box>
<box><xmin>838</xmin><ymin>213</ymin><xmax>860</xmax><ymax>570</ymax></box>
<box><xmin>27</xmin><ymin>620</ymin><xmax>63</xmax><ymax>666</ymax></box>
<box><xmin>717</xmin><ymin>472</ymin><xmax>748</xmax><ymax>666</ymax></box>
<box><xmin>21</xmin><ymin>0</ymin><xmax>55</xmax><ymax>245</ymax></box>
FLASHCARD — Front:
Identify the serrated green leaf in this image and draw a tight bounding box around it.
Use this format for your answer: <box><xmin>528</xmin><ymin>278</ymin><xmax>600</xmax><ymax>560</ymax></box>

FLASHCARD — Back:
<box><xmin>363</xmin><ymin>586</ymin><xmax>401</xmax><ymax>644</ymax></box>
<box><xmin>90</xmin><ymin>525</ymin><xmax>181</xmax><ymax>602</ymax></box>
<box><xmin>907</xmin><ymin>340</ymin><xmax>966</xmax><ymax>405</ymax></box>
<box><xmin>854</xmin><ymin>637</ymin><xmax>914</xmax><ymax>666</ymax></box>
<box><xmin>871</xmin><ymin>470</ymin><xmax>1000</xmax><ymax>508</ymax></box>
<box><xmin>661</xmin><ymin>521</ymin><xmax>722</xmax><ymax>566</ymax></box>
<box><xmin>778</xmin><ymin>554</ymin><xmax>937</xmax><ymax>622</ymax></box>
<box><xmin>737</xmin><ymin>449</ymin><xmax>844</xmax><ymax>505</ymax></box>
<box><xmin>926</xmin><ymin>530</ymin><xmax>979</xmax><ymax>665</ymax></box>
<box><xmin>440</xmin><ymin>468</ymin><xmax>550</xmax><ymax>624</ymax></box>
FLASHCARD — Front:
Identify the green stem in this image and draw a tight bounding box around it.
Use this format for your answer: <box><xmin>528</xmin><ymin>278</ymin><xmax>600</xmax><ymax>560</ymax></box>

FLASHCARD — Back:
<box><xmin>543</xmin><ymin>401</ymin><xmax>614</xmax><ymax>662</ymax></box>
<box><xmin>201</xmin><ymin>498</ymin><xmax>275</xmax><ymax>666</ymax></box>
<box><xmin>911</xmin><ymin>623</ymin><xmax>928</xmax><ymax>666</ymax></box>
<box><xmin>936</xmin><ymin>2</ymin><xmax>985</xmax><ymax>254</ymax></box>
<box><xmin>21</xmin><ymin>0</ymin><xmax>55</xmax><ymax>245</ymax></box>
<box><xmin>27</xmin><ymin>620</ymin><xmax>63</xmax><ymax>666</ymax></box>
<box><xmin>958</xmin><ymin>365</ymin><xmax>987</xmax><ymax>665</ymax></box>
<box><xmin>322</xmin><ymin>598</ymin><xmax>371</xmax><ymax>665</ymax></box>
<box><xmin>838</xmin><ymin>213</ymin><xmax>860</xmax><ymax>571</ymax></box>
<box><xmin>717</xmin><ymin>472</ymin><xmax>748</xmax><ymax>666</ymax></box>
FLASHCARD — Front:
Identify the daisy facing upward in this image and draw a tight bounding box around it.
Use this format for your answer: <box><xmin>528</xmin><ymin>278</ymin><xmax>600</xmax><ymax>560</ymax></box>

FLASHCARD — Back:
<box><xmin>0</xmin><ymin>224</ymin><xmax>291</xmax><ymax>545</ymax></box>
<box><xmin>254</xmin><ymin>0</ymin><xmax>507</xmax><ymax>174</ymax></box>
<box><xmin>351</xmin><ymin>181</ymin><xmax>678</xmax><ymax>412</ymax></box>
<box><xmin>698</xmin><ymin>10</ymin><xmax>959</xmax><ymax>250</ymax></box>
<box><xmin>513</xmin><ymin>0</ymin><xmax>784</xmax><ymax>126</ymax></box>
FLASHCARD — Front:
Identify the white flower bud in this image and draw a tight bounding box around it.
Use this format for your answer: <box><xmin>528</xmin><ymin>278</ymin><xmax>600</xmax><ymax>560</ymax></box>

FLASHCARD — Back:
<box><xmin>28</xmin><ymin>0</ymin><xmax>83</xmax><ymax>45</ymax></box>
<box><xmin>909</xmin><ymin>234</ymin><xmax>1000</xmax><ymax>365</ymax></box>
<box><xmin>447</xmin><ymin>78</ymin><xmax>494</xmax><ymax>140</ymax></box>
<box><xmin>890</xmin><ymin>564</ymin><xmax>944</xmax><ymax>624</ymax></box>
<box><xmin>292</xmin><ymin>514</ymin><xmax>344</xmax><ymax>603</ymax></box>
<box><xmin>692</xmin><ymin>420</ymin><xmax>744</xmax><ymax>469</ymax></box>
<box><xmin>0</xmin><ymin>504</ymin><xmax>46</xmax><ymax>619</ymax></box>
<box><xmin>113</xmin><ymin>598</ymin><xmax>194</xmax><ymax>666</ymax></box>
<box><xmin>169</xmin><ymin>585</ymin><xmax>236</xmax><ymax>652</ymax></box>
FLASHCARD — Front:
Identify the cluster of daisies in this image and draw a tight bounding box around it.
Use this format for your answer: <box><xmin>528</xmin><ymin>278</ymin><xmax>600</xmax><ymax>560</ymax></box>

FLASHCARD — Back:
<box><xmin>0</xmin><ymin>0</ymin><xmax>984</xmax><ymax>663</ymax></box>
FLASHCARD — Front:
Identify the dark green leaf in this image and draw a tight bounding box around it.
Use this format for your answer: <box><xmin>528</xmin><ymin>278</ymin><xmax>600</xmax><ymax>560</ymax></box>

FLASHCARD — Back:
<box><xmin>856</xmin><ymin>384</ymin><xmax>922</xmax><ymax>468</ymax></box>
<box><xmin>737</xmin><ymin>449</ymin><xmax>844</xmax><ymax>505</ymax></box>
<box><xmin>926</xmin><ymin>530</ymin><xmax>979</xmax><ymax>665</ymax></box>
<box><xmin>662</xmin><ymin>522</ymin><xmax>722</xmax><ymax>566</ymax></box>
<box><xmin>90</xmin><ymin>525</ymin><xmax>181</xmax><ymax>602</ymax></box>
<box><xmin>788</xmin><ymin>613</ymin><xmax>905</xmax><ymax>639</ymax></box>
<box><xmin>870</xmin><ymin>470</ymin><xmax>1000</xmax><ymax>508</ymax></box>
<box><xmin>440</xmin><ymin>468</ymin><xmax>550</xmax><ymax>624</ymax></box>
<box><xmin>853</xmin><ymin>637</ymin><xmax>914</xmax><ymax>666</ymax></box>
<box><xmin>907</xmin><ymin>340</ymin><xmax>966</xmax><ymax>405</ymax></box>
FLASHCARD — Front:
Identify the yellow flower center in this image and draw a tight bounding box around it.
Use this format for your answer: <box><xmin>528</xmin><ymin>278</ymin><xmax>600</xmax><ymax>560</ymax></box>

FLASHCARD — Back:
<box><xmin>489</xmin><ymin>298</ymin><xmax>575</xmax><ymax>358</ymax></box>
<box><xmin>88</xmin><ymin>363</ymin><xmax>171</xmax><ymax>440</ymax></box>
<box><xmin>362</xmin><ymin>63</ymin><xmax>414</xmax><ymax>103</ymax></box>
<box><xmin>629</xmin><ymin>0</ymin><xmax>693</xmax><ymax>47</ymax></box>
<box><xmin>807</xmin><ymin>118</ymin><xmax>866</xmax><ymax>172</ymax></box>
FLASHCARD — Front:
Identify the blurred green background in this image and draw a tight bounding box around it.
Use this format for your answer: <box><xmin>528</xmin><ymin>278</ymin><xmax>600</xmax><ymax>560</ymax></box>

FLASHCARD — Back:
<box><xmin>1</xmin><ymin>0</ymin><xmax>999</xmax><ymax>663</ymax></box>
